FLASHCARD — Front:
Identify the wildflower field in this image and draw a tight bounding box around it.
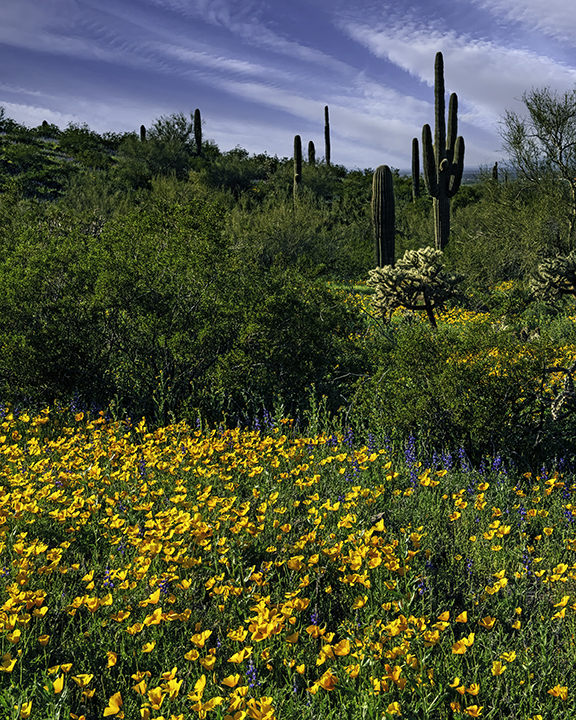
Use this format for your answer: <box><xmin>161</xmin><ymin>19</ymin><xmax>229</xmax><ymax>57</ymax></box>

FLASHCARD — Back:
<box><xmin>1</xmin><ymin>405</ymin><xmax>576</xmax><ymax>720</ymax></box>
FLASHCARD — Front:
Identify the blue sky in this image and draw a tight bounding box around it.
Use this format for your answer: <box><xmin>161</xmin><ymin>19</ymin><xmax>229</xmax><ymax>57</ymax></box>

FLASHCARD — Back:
<box><xmin>1</xmin><ymin>0</ymin><xmax>576</xmax><ymax>170</ymax></box>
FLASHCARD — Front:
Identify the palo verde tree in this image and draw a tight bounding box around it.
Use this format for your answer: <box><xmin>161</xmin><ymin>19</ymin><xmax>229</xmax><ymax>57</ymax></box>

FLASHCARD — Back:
<box><xmin>500</xmin><ymin>86</ymin><xmax>576</xmax><ymax>249</ymax></box>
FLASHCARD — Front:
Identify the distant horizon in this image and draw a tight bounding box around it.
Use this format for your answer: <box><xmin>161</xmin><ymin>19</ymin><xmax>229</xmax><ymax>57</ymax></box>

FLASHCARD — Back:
<box><xmin>0</xmin><ymin>1</ymin><xmax>575</xmax><ymax>171</ymax></box>
<box><xmin>1</xmin><ymin>106</ymin><xmax>515</xmax><ymax>177</ymax></box>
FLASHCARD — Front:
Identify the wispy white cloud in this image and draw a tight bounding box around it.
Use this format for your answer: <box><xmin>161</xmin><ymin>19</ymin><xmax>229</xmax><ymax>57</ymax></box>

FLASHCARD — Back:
<box><xmin>0</xmin><ymin>0</ymin><xmax>150</xmax><ymax>68</ymax></box>
<box><xmin>214</xmin><ymin>78</ymin><xmax>435</xmax><ymax>168</ymax></box>
<box><xmin>342</xmin><ymin>19</ymin><xmax>576</xmax><ymax>128</ymax></box>
<box><xmin>148</xmin><ymin>41</ymin><xmax>295</xmax><ymax>81</ymax></box>
<box><xmin>147</xmin><ymin>0</ymin><xmax>357</xmax><ymax>77</ymax></box>
<box><xmin>470</xmin><ymin>0</ymin><xmax>576</xmax><ymax>46</ymax></box>
<box><xmin>3</xmin><ymin>0</ymin><xmax>572</xmax><ymax>168</ymax></box>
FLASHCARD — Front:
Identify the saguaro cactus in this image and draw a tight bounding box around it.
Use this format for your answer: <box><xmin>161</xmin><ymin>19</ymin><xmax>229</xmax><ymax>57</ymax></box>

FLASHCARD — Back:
<box><xmin>372</xmin><ymin>165</ymin><xmax>395</xmax><ymax>267</ymax></box>
<box><xmin>422</xmin><ymin>52</ymin><xmax>465</xmax><ymax>250</ymax></box>
<box><xmin>194</xmin><ymin>109</ymin><xmax>202</xmax><ymax>155</ymax></box>
<box><xmin>294</xmin><ymin>135</ymin><xmax>302</xmax><ymax>202</ymax></box>
<box><xmin>308</xmin><ymin>140</ymin><xmax>316</xmax><ymax>166</ymax></box>
<box><xmin>140</xmin><ymin>125</ymin><xmax>146</xmax><ymax>142</ymax></box>
<box><xmin>412</xmin><ymin>138</ymin><xmax>420</xmax><ymax>201</ymax></box>
<box><xmin>324</xmin><ymin>106</ymin><xmax>331</xmax><ymax>167</ymax></box>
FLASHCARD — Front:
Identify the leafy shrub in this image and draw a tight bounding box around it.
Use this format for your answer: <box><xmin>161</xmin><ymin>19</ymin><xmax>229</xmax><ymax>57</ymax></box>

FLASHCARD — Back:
<box><xmin>0</xmin><ymin>197</ymin><xmax>366</xmax><ymax>426</ymax></box>
<box><xmin>351</xmin><ymin>317</ymin><xmax>559</xmax><ymax>460</ymax></box>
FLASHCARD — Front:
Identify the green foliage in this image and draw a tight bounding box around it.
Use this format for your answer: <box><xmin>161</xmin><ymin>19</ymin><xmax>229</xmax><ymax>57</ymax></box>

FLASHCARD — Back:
<box><xmin>351</xmin><ymin>318</ymin><xmax>557</xmax><ymax>457</ymax></box>
<box><xmin>442</xmin><ymin>177</ymin><xmax>570</xmax><ymax>289</ymax></box>
<box><xmin>0</xmin><ymin>208</ymin><xmax>105</xmax><ymax>404</ymax></box>
<box><xmin>225</xmin><ymin>190</ymin><xmax>372</xmax><ymax>278</ymax></box>
<box><xmin>205</xmin><ymin>268</ymin><xmax>367</xmax><ymax>423</ymax></box>
<box><xmin>368</xmin><ymin>248</ymin><xmax>464</xmax><ymax>328</ymax></box>
<box><xmin>0</xmin><ymin>194</ymin><xmax>365</xmax><ymax>426</ymax></box>
<box><xmin>192</xmin><ymin>148</ymin><xmax>278</xmax><ymax>200</ymax></box>
<box><xmin>112</xmin><ymin>112</ymin><xmax>219</xmax><ymax>190</ymax></box>
<box><xmin>57</xmin><ymin>123</ymin><xmax>114</xmax><ymax>169</ymax></box>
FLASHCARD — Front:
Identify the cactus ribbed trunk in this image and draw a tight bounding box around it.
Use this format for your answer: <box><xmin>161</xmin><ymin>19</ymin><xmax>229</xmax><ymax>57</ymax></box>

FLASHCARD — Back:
<box><xmin>293</xmin><ymin>135</ymin><xmax>302</xmax><ymax>204</ymax></box>
<box><xmin>308</xmin><ymin>140</ymin><xmax>316</xmax><ymax>166</ymax></box>
<box><xmin>324</xmin><ymin>105</ymin><xmax>331</xmax><ymax>167</ymax></box>
<box><xmin>194</xmin><ymin>108</ymin><xmax>202</xmax><ymax>156</ymax></box>
<box><xmin>412</xmin><ymin>138</ymin><xmax>420</xmax><ymax>201</ymax></box>
<box><xmin>372</xmin><ymin>165</ymin><xmax>395</xmax><ymax>267</ymax></box>
<box><xmin>422</xmin><ymin>52</ymin><xmax>465</xmax><ymax>250</ymax></box>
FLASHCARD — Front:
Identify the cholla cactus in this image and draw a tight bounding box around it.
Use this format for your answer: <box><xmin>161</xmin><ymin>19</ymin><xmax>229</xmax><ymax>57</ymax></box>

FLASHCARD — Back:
<box><xmin>530</xmin><ymin>251</ymin><xmax>576</xmax><ymax>303</ymax></box>
<box><xmin>368</xmin><ymin>247</ymin><xmax>463</xmax><ymax>328</ymax></box>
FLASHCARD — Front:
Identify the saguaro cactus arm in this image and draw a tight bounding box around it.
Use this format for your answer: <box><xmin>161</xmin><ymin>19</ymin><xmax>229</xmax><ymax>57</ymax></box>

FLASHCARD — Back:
<box><xmin>448</xmin><ymin>135</ymin><xmax>465</xmax><ymax>197</ymax></box>
<box><xmin>422</xmin><ymin>124</ymin><xmax>438</xmax><ymax>197</ymax></box>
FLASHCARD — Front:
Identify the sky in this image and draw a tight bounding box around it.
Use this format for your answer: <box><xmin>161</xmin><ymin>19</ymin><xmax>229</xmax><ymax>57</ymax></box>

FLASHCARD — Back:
<box><xmin>1</xmin><ymin>0</ymin><xmax>576</xmax><ymax>171</ymax></box>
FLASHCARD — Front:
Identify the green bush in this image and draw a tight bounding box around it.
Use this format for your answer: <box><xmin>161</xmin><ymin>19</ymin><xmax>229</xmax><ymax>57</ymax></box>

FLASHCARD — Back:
<box><xmin>350</xmin><ymin>317</ymin><xmax>560</xmax><ymax>459</ymax></box>
<box><xmin>0</xmin><ymin>197</ymin><xmax>366</xmax><ymax>426</ymax></box>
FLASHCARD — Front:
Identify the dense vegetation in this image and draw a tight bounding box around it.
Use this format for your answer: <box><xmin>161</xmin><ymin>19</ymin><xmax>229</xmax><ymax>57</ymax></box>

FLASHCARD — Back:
<box><xmin>1</xmin><ymin>107</ymin><xmax>576</xmax><ymax>463</ymax></box>
<box><xmin>1</xmin><ymin>103</ymin><xmax>576</xmax><ymax>718</ymax></box>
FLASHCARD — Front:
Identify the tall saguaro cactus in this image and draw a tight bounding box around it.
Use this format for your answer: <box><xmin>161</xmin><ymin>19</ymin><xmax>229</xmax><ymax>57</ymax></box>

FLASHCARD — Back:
<box><xmin>412</xmin><ymin>138</ymin><xmax>420</xmax><ymax>201</ymax></box>
<box><xmin>194</xmin><ymin>109</ymin><xmax>202</xmax><ymax>156</ymax></box>
<box><xmin>372</xmin><ymin>165</ymin><xmax>395</xmax><ymax>267</ymax></box>
<box><xmin>324</xmin><ymin>106</ymin><xmax>331</xmax><ymax>167</ymax></box>
<box><xmin>308</xmin><ymin>140</ymin><xmax>316</xmax><ymax>166</ymax></box>
<box><xmin>422</xmin><ymin>52</ymin><xmax>465</xmax><ymax>250</ymax></box>
<box><xmin>294</xmin><ymin>134</ymin><xmax>302</xmax><ymax>203</ymax></box>
<box><xmin>140</xmin><ymin>125</ymin><xmax>146</xmax><ymax>142</ymax></box>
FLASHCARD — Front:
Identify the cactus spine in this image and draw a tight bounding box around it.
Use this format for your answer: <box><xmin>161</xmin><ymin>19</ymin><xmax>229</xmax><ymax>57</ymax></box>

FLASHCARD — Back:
<box><xmin>422</xmin><ymin>52</ymin><xmax>465</xmax><ymax>250</ymax></box>
<box><xmin>324</xmin><ymin>105</ymin><xmax>331</xmax><ymax>166</ymax></box>
<box><xmin>372</xmin><ymin>165</ymin><xmax>395</xmax><ymax>267</ymax></box>
<box><xmin>294</xmin><ymin>135</ymin><xmax>302</xmax><ymax>203</ymax></box>
<box><xmin>308</xmin><ymin>140</ymin><xmax>316</xmax><ymax>166</ymax></box>
<box><xmin>412</xmin><ymin>138</ymin><xmax>420</xmax><ymax>201</ymax></box>
<box><xmin>140</xmin><ymin>125</ymin><xmax>146</xmax><ymax>142</ymax></box>
<box><xmin>194</xmin><ymin>109</ymin><xmax>202</xmax><ymax>155</ymax></box>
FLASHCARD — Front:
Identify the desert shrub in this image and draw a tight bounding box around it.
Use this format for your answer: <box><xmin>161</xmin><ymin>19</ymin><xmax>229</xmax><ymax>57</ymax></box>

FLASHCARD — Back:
<box><xmin>0</xmin><ymin>207</ymin><xmax>105</xmax><ymax>404</ymax></box>
<box><xmin>350</xmin><ymin>317</ymin><xmax>560</xmax><ymax>461</ymax></box>
<box><xmin>0</xmin><ymin>197</ymin><xmax>366</xmax><ymax>425</ymax></box>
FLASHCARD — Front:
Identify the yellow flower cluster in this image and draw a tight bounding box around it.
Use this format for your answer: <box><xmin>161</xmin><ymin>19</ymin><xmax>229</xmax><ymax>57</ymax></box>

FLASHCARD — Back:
<box><xmin>0</xmin><ymin>407</ymin><xmax>575</xmax><ymax>718</ymax></box>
